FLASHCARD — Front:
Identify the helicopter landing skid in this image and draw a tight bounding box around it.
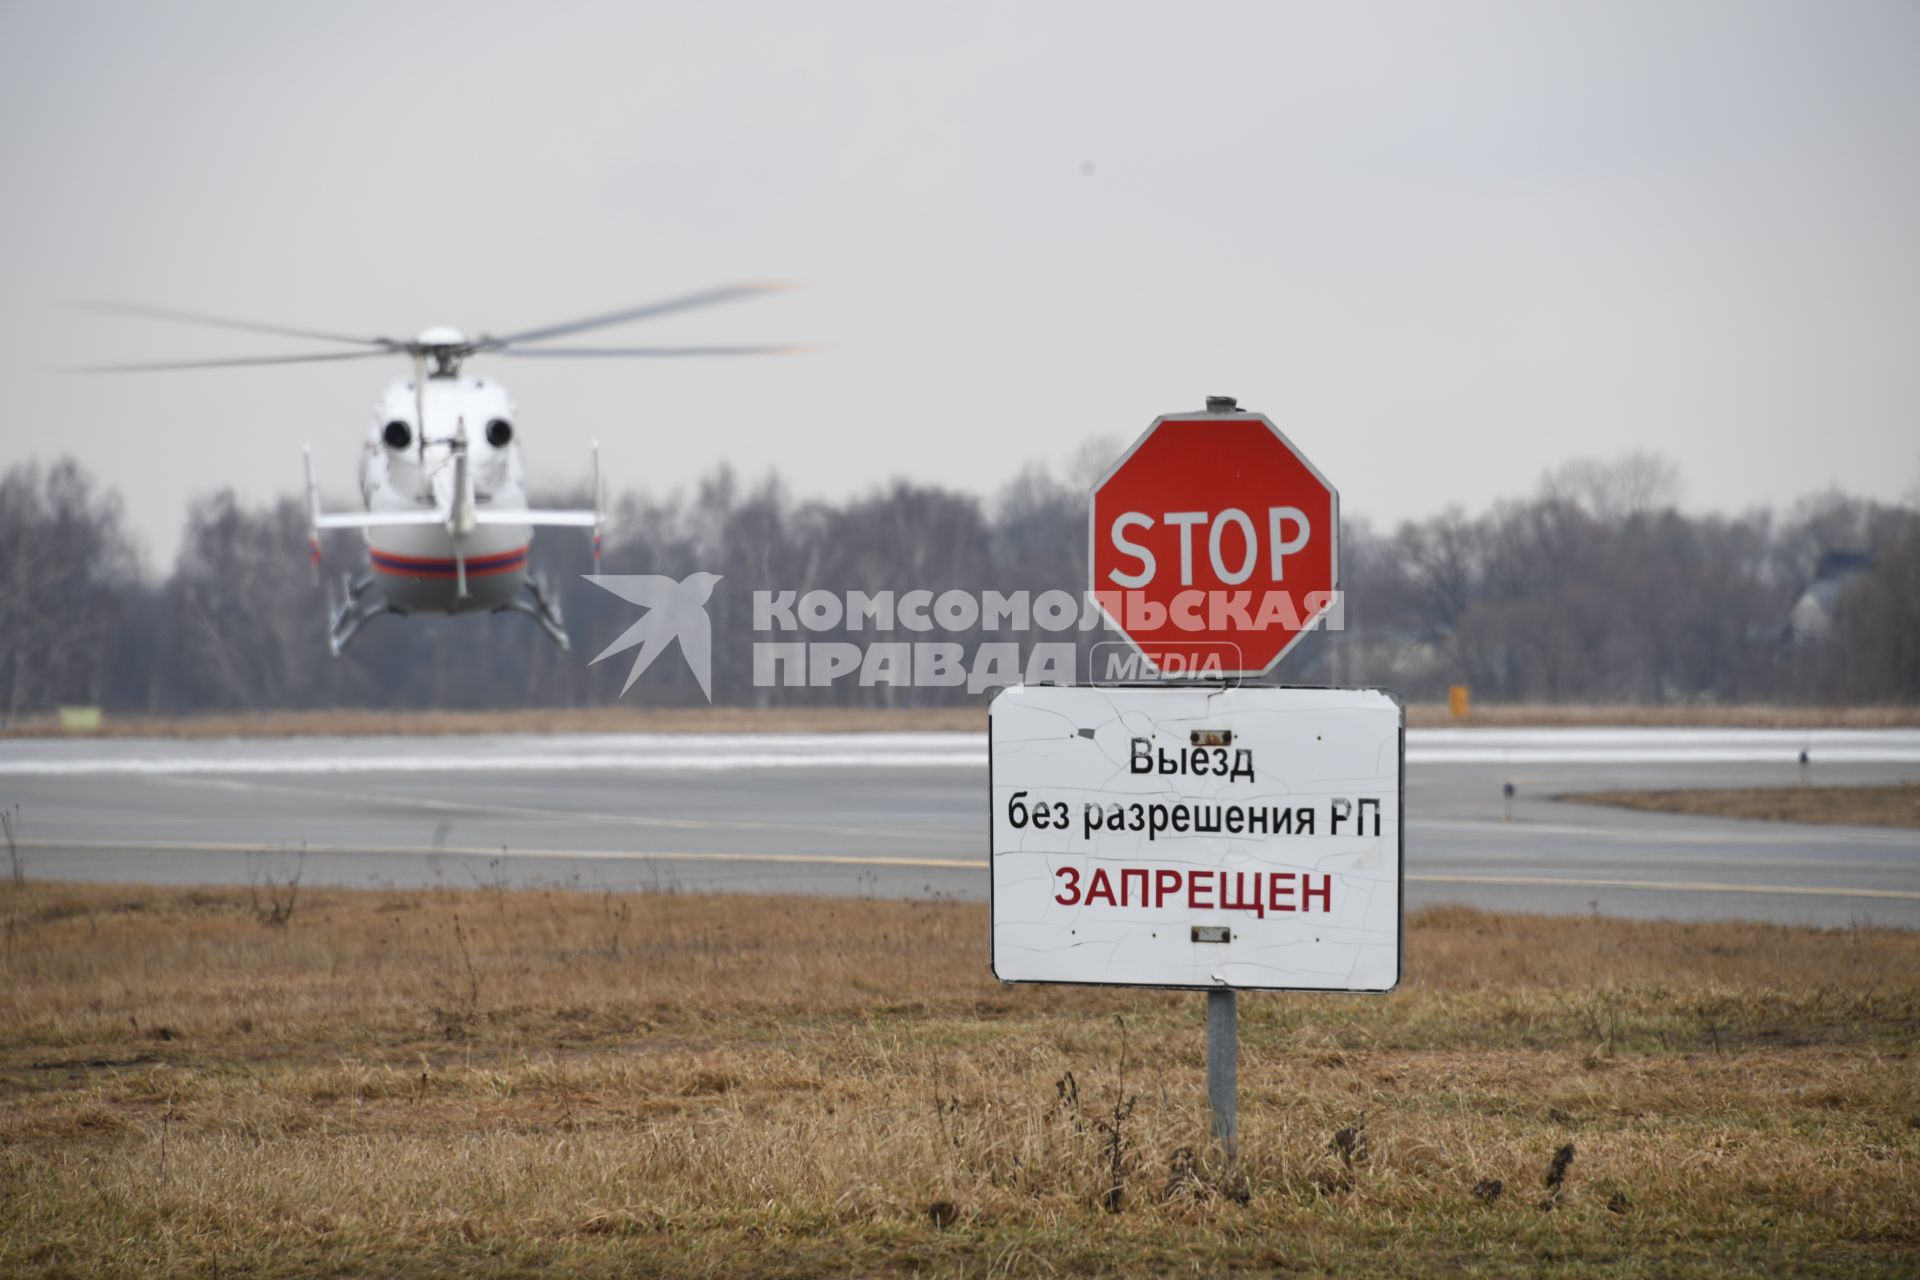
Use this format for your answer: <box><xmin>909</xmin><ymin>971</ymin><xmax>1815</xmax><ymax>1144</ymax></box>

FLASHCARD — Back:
<box><xmin>327</xmin><ymin>572</ymin><xmax>402</xmax><ymax>656</ymax></box>
<box><xmin>497</xmin><ymin>572</ymin><xmax>570</xmax><ymax>652</ymax></box>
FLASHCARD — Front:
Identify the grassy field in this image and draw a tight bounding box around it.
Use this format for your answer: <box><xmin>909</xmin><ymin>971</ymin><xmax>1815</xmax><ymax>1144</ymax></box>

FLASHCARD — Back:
<box><xmin>1568</xmin><ymin>783</ymin><xmax>1920</xmax><ymax>829</ymax></box>
<box><xmin>4</xmin><ymin>702</ymin><xmax>1918</xmax><ymax>739</ymax></box>
<box><xmin>3</xmin><ymin>884</ymin><xmax>1918</xmax><ymax>1277</ymax></box>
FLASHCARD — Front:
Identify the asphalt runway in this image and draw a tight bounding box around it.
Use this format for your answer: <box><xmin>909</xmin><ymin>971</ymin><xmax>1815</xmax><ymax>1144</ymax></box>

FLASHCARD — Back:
<box><xmin>3</xmin><ymin>729</ymin><xmax>1917</xmax><ymax>927</ymax></box>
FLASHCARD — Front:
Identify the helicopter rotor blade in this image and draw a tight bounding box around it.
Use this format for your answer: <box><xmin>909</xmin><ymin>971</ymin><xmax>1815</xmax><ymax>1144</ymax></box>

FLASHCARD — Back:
<box><xmin>69</xmin><ymin>349</ymin><xmax>401</xmax><ymax>374</ymax></box>
<box><xmin>477</xmin><ymin>282</ymin><xmax>794</xmax><ymax>350</ymax></box>
<box><xmin>78</xmin><ymin>301</ymin><xmax>398</xmax><ymax>349</ymax></box>
<box><xmin>491</xmin><ymin>344</ymin><xmax>812</xmax><ymax>358</ymax></box>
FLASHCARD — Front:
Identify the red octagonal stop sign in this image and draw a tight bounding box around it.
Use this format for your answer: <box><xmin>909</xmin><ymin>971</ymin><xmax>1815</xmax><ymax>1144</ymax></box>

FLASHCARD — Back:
<box><xmin>1088</xmin><ymin>407</ymin><xmax>1339</xmax><ymax>678</ymax></box>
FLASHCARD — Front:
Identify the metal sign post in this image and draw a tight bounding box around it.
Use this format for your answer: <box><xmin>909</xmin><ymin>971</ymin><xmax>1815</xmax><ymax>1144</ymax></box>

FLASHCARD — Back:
<box><xmin>1207</xmin><ymin>987</ymin><xmax>1238</xmax><ymax>1158</ymax></box>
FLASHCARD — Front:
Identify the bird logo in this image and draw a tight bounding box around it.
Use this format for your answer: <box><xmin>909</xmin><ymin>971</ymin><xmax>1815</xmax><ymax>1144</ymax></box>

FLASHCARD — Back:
<box><xmin>584</xmin><ymin>572</ymin><xmax>723</xmax><ymax>700</ymax></box>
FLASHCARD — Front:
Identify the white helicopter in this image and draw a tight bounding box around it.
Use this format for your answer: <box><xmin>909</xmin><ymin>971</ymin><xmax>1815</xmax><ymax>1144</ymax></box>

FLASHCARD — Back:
<box><xmin>84</xmin><ymin>285</ymin><xmax>798</xmax><ymax>653</ymax></box>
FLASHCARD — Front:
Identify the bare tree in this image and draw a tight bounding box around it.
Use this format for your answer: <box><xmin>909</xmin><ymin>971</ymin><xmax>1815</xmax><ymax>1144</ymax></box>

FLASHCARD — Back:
<box><xmin>6</xmin><ymin>447</ymin><xmax>1916</xmax><ymax>714</ymax></box>
<box><xmin>1542</xmin><ymin>452</ymin><xmax>1681</xmax><ymax>522</ymax></box>
<box><xmin>0</xmin><ymin>458</ymin><xmax>141</xmax><ymax>719</ymax></box>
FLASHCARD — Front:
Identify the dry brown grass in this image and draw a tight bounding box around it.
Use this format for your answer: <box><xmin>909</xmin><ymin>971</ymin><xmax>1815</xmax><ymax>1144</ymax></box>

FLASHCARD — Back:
<box><xmin>1568</xmin><ymin>783</ymin><xmax>1920</xmax><ymax>828</ymax></box>
<box><xmin>5</xmin><ymin>701</ymin><xmax>1916</xmax><ymax>740</ymax></box>
<box><xmin>3</xmin><ymin>883</ymin><xmax>1918</xmax><ymax>1277</ymax></box>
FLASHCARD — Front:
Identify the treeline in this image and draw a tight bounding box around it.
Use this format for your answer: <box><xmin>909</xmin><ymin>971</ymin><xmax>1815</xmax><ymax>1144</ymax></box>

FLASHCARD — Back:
<box><xmin>2</xmin><ymin>452</ymin><xmax>1915</xmax><ymax>718</ymax></box>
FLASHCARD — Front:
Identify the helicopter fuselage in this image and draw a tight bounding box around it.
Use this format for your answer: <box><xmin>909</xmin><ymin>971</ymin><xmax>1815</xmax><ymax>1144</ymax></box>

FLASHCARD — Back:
<box><xmin>355</xmin><ymin>373</ymin><xmax>533</xmax><ymax>613</ymax></box>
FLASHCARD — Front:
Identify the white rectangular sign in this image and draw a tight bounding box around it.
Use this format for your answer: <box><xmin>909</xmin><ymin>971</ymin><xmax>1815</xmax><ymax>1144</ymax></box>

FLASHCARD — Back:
<box><xmin>989</xmin><ymin>684</ymin><xmax>1403</xmax><ymax>992</ymax></box>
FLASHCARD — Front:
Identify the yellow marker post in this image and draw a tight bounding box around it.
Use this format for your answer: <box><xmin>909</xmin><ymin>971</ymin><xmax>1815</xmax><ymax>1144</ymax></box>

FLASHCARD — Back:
<box><xmin>1448</xmin><ymin>685</ymin><xmax>1470</xmax><ymax>719</ymax></box>
<box><xmin>57</xmin><ymin>706</ymin><xmax>103</xmax><ymax>733</ymax></box>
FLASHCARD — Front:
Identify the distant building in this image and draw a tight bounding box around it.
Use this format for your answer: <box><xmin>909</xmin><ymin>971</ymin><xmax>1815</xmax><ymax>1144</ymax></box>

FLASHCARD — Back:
<box><xmin>1786</xmin><ymin>550</ymin><xmax>1873</xmax><ymax>643</ymax></box>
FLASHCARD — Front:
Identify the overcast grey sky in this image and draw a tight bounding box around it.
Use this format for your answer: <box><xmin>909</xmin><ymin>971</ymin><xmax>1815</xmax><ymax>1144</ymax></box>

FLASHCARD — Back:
<box><xmin>1</xmin><ymin>0</ymin><xmax>1915</xmax><ymax>568</ymax></box>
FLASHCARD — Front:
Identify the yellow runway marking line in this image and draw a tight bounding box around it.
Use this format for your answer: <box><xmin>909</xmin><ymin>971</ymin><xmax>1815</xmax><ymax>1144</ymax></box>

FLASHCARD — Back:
<box><xmin>1409</xmin><ymin>873</ymin><xmax>1920</xmax><ymax>901</ymax></box>
<box><xmin>160</xmin><ymin>775</ymin><xmax>951</xmax><ymax>842</ymax></box>
<box><xmin>25</xmin><ymin>838</ymin><xmax>985</xmax><ymax>871</ymax></box>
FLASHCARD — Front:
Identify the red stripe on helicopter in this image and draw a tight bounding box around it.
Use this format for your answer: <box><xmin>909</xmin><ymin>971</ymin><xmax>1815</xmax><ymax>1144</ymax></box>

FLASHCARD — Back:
<box><xmin>370</xmin><ymin>546</ymin><xmax>529</xmax><ymax>578</ymax></box>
